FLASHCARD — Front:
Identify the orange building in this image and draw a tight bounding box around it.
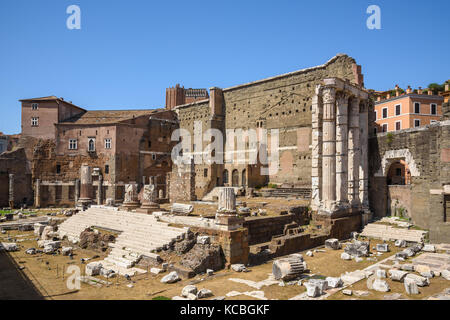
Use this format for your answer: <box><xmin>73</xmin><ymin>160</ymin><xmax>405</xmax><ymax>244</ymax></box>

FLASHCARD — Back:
<box><xmin>374</xmin><ymin>86</ymin><xmax>443</xmax><ymax>133</ymax></box>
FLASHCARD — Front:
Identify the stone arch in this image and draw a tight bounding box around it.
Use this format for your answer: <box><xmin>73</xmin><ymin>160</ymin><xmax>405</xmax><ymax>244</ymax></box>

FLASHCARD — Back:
<box><xmin>232</xmin><ymin>169</ymin><xmax>239</xmax><ymax>187</ymax></box>
<box><xmin>223</xmin><ymin>169</ymin><xmax>229</xmax><ymax>185</ymax></box>
<box><xmin>387</xmin><ymin>160</ymin><xmax>411</xmax><ymax>185</ymax></box>
<box><xmin>375</xmin><ymin>148</ymin><xmax>420</xmax><ymax>177</ymax></box>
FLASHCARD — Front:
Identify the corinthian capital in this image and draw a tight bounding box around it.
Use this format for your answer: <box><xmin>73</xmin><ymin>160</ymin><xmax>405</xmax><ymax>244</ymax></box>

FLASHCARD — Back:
<box><xmin>322</xmin><ymin>86</ymin><xmax>336</xmax><ymax>104</ymax></box>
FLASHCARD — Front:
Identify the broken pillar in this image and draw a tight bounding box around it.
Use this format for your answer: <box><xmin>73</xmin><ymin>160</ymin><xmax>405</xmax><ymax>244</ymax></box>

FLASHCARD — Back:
<box><xmin>8</xmin><ymin>173</ymin><xmax>14</xmax><ymax>209</ymax></box>
<box><xmin>78</xmin><ymin>164</ymin><xmax>93</xmax><ymax>208</ymax></box>
<box><xmin>35</xmin><ymin>179</ymin><xmax>41</xmax><ymax>208</ymax></box>
<box><xmin>137</xmin><ymin>177</ymin><xmax>160</xmax><ymax>214</ymax></box>
<box><xmin>215</xmin><ymin>187</ymin><xmax>243</xmax><ymax>231</ymax></box>
<box><xmin>121</xmin><ymin>183</ymin><xmax>140</xmax><ymax>210</ymax></box>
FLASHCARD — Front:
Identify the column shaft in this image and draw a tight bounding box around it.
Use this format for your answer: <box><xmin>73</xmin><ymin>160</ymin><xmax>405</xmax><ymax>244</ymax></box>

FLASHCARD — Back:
<box><xmin>359</xmin><ymin>102</ymin><xmax>369</xmax><ymax>209</ymax></box>
<box><xmin>348</xmin><ymin>97</ymin><xmax>361</xmax><ymax>207</ymax></box>
<box><xmin>336</xmin><ymin>92</ymin><xmax>349</xmax><ymax>206</ymax></box>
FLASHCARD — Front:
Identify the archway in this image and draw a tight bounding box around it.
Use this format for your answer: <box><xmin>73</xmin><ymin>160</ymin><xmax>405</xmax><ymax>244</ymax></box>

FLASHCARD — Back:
<box><xmin>242</xmin><ymin>169</ymin><xmax>247</xmax><ymax>187</ymax></box>
<box><xmin>232</xmin><ymin>169</ymin><xmax>239</xmax><ymax>187</ymax></box>
<box><xmin>387</xmin><ymin>160</ymin><xmax>411</xmax><ymax>185</ymax></box>
<box><xmin>223</xmin><ymin>169</ymin><xmax>229</xmax><ymax>185</ymax></box>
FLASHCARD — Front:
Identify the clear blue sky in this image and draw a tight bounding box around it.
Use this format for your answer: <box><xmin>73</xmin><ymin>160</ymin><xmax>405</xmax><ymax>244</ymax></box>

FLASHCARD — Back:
<box><xmin>0</xmin><ymin>0</ymin><xmax>449</xmax><ymax>134</ymax></box>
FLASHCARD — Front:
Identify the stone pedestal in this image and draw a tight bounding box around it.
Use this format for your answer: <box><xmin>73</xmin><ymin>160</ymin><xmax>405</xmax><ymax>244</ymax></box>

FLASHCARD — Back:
<box><xmin>121</xmin><ymin>183</ymin><xmax>140</xmax><ymax>211</ymax></box>
<box><xmin>78</xmin><ymin>164</ymin><xmax>93</xmax><ymax>208</ymax></box>
<box><xmin>137</xmin><ymin>180</ymin><xmax>160</xmax><ymax>214</ymax></box>
<box><xmin>215</xmin><ymin>187</ymin><xmax>243</xmax><ymax>231</ymax></box>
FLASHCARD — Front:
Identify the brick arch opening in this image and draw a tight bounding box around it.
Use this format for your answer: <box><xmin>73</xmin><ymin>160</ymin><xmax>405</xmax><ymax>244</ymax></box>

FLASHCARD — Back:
<box><xmin>387</xmin><ymin>160</ymin><xmax>411</xmax><ymax>185</ymax></box>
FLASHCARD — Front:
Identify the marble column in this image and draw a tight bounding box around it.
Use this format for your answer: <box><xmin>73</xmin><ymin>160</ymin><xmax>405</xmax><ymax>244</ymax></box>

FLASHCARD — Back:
<box><xmin>218</xmin><ymin>187</ymin><xmax>236</xmax><ymax>213</ymax></box>
<box><xmin>74</xmin><ymin>179</ymin><xmax>80</xmax><ymax>204</ymax></box>
<box><xmin>348</xmin><ymin>97</ymin><xmax>361</xmax><ymax>207</ymax></box>
<box><xmin>311</xmin><ymin>86</ymin><xmax>323</xmax><ymax>211</ymax></box>
<box><xmin>359</xmin><ymin>101</ymin><xmax>370</xmax><ymax>210</ymax></box>
<box><xmin>35</xmin><ymin>179</ymin><xmax>41</xmax><ymax>208</ymax></box>
<box><xmin>138</xmin><ymin>177</ymin><xmax>160</xmax><ymax>214</ymax></box>
<box><xmin>321</xmin><ymin>87</ymin><xmax>337</xmax><ymax>212</ymax></box>
<box><xmin>97</xmin><ymin>175</ymin><xmax>103</xmax><ymax>205</ymax></box>
<box><xmin>215</xmin><ymin>187</ymin><xmax>243</xmax><ymax>231</ymax></box>
<box><xmin>335</xmin><ymin>92</ymin><xmax>349</xmax><ymax>207</ymax></box>
<box><xmin>78</xmin><ymin>164</ymin><xmax>92</xmax><ymax>207</ymax></box>
<box><xmin>8</xmin><ymin>174</ymin><xmax>14</xmax><ymax>208</ymax></box>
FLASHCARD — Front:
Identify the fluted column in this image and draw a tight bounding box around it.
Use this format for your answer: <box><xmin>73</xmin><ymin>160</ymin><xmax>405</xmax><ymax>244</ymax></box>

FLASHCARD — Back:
<box><xmin>348</xmin><ymin>97</ymin><xmax>361</xmax><ymax>207</ymax></box>
<box><xmin>8</xmin><ymin>174</ymin><xmax>14</xmax><ymax>208</ymax></box>
<box><xmin>321</xmin><ymin>87</ymin><xmax>337</xmax><ymax>212</ymax></box>
<box><xmin>35</xmin><ymin>179</ymin><xmax>41</xmax><ymax>208</ymax></box>
<box><xmin>78</xmin><ymin>164</ymin><xmax>92</xmax><ymax>206</ymax></box>
<box><xmin>97</xmin><ymin>175</ymin><xmax>103</xmax><ymax>205</ymax></box>
<box><xmin>359</xmin><ymin>101</ymin><xmax>369</xmax><ymax>209</ymax></box>
<box><xmin>218</xmin><ymin>187</ymin><xmax>236</xmax><ymax>213</ymax></box>
<box><xmin>336</xmin><ymin>92</ymin><xmax>349</xmax><ymax>207</ymax></box>
<box><xmin>311</xmin><ymin>86</ymin><xmax>323</xmax><ymax>211</ymax></box>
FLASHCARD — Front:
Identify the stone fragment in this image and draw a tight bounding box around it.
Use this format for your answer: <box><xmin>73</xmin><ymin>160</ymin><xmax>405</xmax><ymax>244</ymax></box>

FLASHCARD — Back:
<box><xmin>100</xmin><ymin>268</ymin><xmax>116</xmax><ymax>278</ymax></box>
<box><xmin>231</xmin><ymin>264</ymin><xmax>247</xmax><ymax>272</ymax></box>
<box><xmin>376</xmin><ymin>243</ymin><xmax>389</xmax><ymax>252</ymax></box>
<box><xmin>62</xmin><ymin>247</ymin><xmax>73</xmax><ymax>256</ymax></box>
<box><xmin>342</xmin><ymin>289</ymin><xmax>352</xmax><ymax>296</ymax></box>
<box><xmin>150</xmin><ymin>268</ymin><xmax>163</xmax><ymax>275</ymax></box>
<box><xmin>400</xmin><ymin>264</ymin><xmax>415</xmax><ymax>271</ymax></box>
<box><xmin>395</xmin><ymin>252</ymin><xmax>408</xmax><ymax>259</ymax></box>
<box><xmin>373</xmin><ymin>279</ymin><xmax>390</xmax><ymax>292</ymax></box>
<box><xmin>395</xmin><ymin>239</ymin><xmax>406</xmax><ymax>247</ymax></box>
<box><xmin>25</xmin><ymin>248</ymin><xmax>36</xmax><ymax>255</ymax></box>
<box><xmin>172</xmin><ymin>296</ymin><xmax>189</xmax><ymax>300</ymax></box>
<box><xmin>179</xmin><ymin>243</ymin><xmax>224</xmax><ymax>274</ymax></box>
<box><xmin>326</xmin><ymin>277</ymin><xmax>343</xmax><ymax>288</ymax></box>
<box><xmin>422</xmin><ymin>244</ymin><xmax>436</xmax><ymax>252</ymax></box>
<box><xmin>197</xmin><ymin>236</ymin><xmax>210</xmax><ymax>245</ymax></box>
<box><xmin>404</xmin><ymin>274</ymin><xmax>429</xmax><ymax>287</ymax></box>
<box><xmin>181</xmin><ymin>285</ymin><xmax>198</xmax><ymax>297</ymax></box>
<box><xmin>85</xmin><ymin>262</ymin><xmax>103</xmax><ymax>276</ymax></box>
<box><xmin>420</xmin><ymin>271</ymin><xmax>434</xmax><ymax>278</ymax></box>
<box><xmin>325</xmin><ymin>238</ymin><xmax>341</xmax><ymax>250</ymax></box>
<box><xmin>341</xmin><ymin>252</ymin><xmax>352</xmax><ymax>260</ymax></box>
<box><xmin>41</xmin><ymin>226</ymin><xmax>55</xmax><ymax>240</ymax></box>
<box><xmin>306</xmin><ymin>250</ymin><xmax>313</xmax><ymax>257</ymax></box>
<box><xmin>161</xmin><ymin>271</ymin><xmax>180</xmax><ymax>284</ymax></box>
<box><xmin>197</xmin><ymin>288</ymin><xmax>213</xmax><ymax>299</ymax></box>
<box><xmin>441</xmin><ymin>270</ymin><xmax>450</xmax><ymax>280</ymax></box>
<box><xmin>304</xmin><ymin>282</ymin><xmax>322</xmax><ymax>297</ymax></box>
<box><xmin>344</xmin><ymin>240</ymin><xmax>369</xmax><ymax>257</ymax></box>
<box><xmin>376</xmin><ymin>269</ymin><xmax>387</xmax><ymax>278</ymax></box>
<box><xmin>272</xmin><ymin>256</ymin><xmax>307</xmax><ymax>281</ymax></box>
<box><xmin>414</xmin><ymin>265</ymin><xmax>431</xmax><ymax>274</ymax></box>
<box><xmin>404</xmin><ymin>277</ymin><xmax>420</xmax><ymax>295</ymax></box>
<box><xmin>389</xmin><ymin>269</ymin><xmax>409</xmax><ymax>282</ymax></box>
<box><xmin>1</xmin><ymin>243</ymin><xmax>19</xmax><ymax>252</ymax></box>
<box><xmin>355</xmin><ymin>257</ymin><xmax>363</xmax><ymax>262</ymax></box>
<box><xmin>403</xmin><ymin>248</ymin><xmax>415</xmax><ymax>257</ymax></box>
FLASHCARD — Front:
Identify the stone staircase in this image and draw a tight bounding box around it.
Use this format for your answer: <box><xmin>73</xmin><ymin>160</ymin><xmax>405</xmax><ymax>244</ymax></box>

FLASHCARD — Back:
<box><xmin>360</xmin><ymin>223</ymin><xmax>428</xmax><ymax>243</ymax></box>
<box><xmin>202</xmin><ymin>186</ymin><xmax>242</xmax><ymax>201</ymax></box>
<box><xmin>58</xmin><ymin>206</ymin><xmax>190</xmax><ymax>275</ymax></box>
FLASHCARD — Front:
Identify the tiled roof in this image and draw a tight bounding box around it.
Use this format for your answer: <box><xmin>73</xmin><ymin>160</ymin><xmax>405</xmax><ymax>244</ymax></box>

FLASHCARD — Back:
<box><xmin>59</xmin><ymin>109</ymin><xmax>165</xmax><ymax>125</ymax></box>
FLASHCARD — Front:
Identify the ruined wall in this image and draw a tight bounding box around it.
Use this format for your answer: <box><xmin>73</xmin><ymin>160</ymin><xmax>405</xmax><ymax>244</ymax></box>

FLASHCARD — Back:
<box><xmin>369</xmin><ymin>116</ymin><xmax>450</xmax><ymax>242</ymax></box>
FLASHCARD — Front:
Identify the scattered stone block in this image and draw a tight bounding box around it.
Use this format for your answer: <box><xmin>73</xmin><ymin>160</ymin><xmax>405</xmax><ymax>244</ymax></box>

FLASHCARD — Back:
<box><xmin>62</xmin><ymin>247</ymin><xmax>73</xmax><ymax>256</ymax></box>
<box><xmin>422</xmin><ymin>244</ymin><xmax>436</xmax><ymax>252</ymax></box>
<box><xmin>325</xmin><ymin>238</ymin><xmax>341</xmax><ymax>250</ymax></box>
<box><xmin>414</xmin><ymin>265</ymin><xmax>431</xmax><ymax>274</ymax></box>
<box><xmin>355</xmin><ymin>257</ymin><xmax>363</xmax><ymax>263</ymax></box>
<box><xmin>373</xmin><ymin>279</ymin><xmax>390</xmax><ymax>292</ymax></box>
<box><xmin>197</xmin><ymin>288</ymin><xmax>213</xmax><ymax>299</ymax></box>
<box><xmin>404</xmin><ymin>274</ymin><xmax>429</xmax><ymax>287</ymax></box>
<box><xmin>206</xmin><ymin>269</ymin><xmax>214</xmax><ymax>276</ymax></box>
<box><xmin>342</xmin><ymin>289</ymin><xmax>352</xmax><ymax>296</ymax></box>
<box><xmin>306</xmin><ymin>251</ymin><xmax>313</xmax><ymax>257</ymax></box>
<box><xmin>389</xmin><ymin>269</ymin><xmax>409</xmax><ymax>282</ymax></box>
<box><xmin>325</xmin><ymin>277</ymin><xmax>343</xmax><ymax>288</ymax></box>
<box><xmin>420</xmin><ymin>271</ymin><xmax>434</xmax><ymax>279</ymax></box>
<box><xmin>376</xmin><ymin>269</ymin><xmax>387</xmax><ymax>278</ymax></box>
<box><xmin>400</xmin><ymin>264</ymin><xmax>415</xmax><ymax>271</ymax></box>
<box><xmin>403</xmin><ymin>248</ymin><xmax>415</xmax><ymax>257</ymax></box>
<box><xmin>100</xmin><ymin>268</ymin><xmax>116</xmax><ymax>278</ymax></box>
<box><xmin>341</xmin><ymin>252</ymin><xmax>352</xmax><ymax>260</ymax></box>
<box><xmin>376</xmin><ymin>243</ymin><xmax>389</xmax><ymax>252</ymax></box>
<box><xmin>441</xmin><ymin>270</ymin><xmax>450</xmax><ymax>280</ymax></box>
<box><xmin>231</xmin><ymin>264</ymin><xmax>247</xmax><ymax>272</ymax></box>
<box><xmin>304</xmin><ymin>282</ymin><xmax>322</xmax><ymax>297</ymax></box>
<box><xmin>150</xmin><ymin>268</ymin><xmax>163</xmax><ymax>275</ymax></box>
<box><xmin>181</xmin><ymin>285</ymin><xmax>198</xmax><ymax>297</ymax></box>
<box><xmin>395</xmin><ymin>239</ymin><xmax>407</xmax><ymax>247</ymax></box>
<box><xmin>197</xmin><ymin>236</ymin><xmax>210</xmax><ymax>245</ymax></box>
<box><xmin>272</xmin><ymin>256</ymin><xmax>306</xmax><ymax>281</ymax></box>
<box><xmin>25</xmin><ymin>248</ymin><xmax>36</xmax><ymax>255</ymax></box>
<box><xmin>344</xmin><ymin>240</ymin><xmax>369</xmax><ymax>257</ymax></box>
<box><xmin>161</xmin><ymin>271</ymin><xmax>180</xmax><ymax>284</ymax></box>
<box><xmin>85</xmin><ymin>262</ymin><xmax>103</xmax><ymax>276</ymax></box>
<box><xmin>404</xmin><ymin>277</ymin><xmax>420</xmax><ymax>295</ymax></box>
<box><xmin>1</xmin><ymin>243</ymin><xmax>19</xmax><ymax>252</ymax></box>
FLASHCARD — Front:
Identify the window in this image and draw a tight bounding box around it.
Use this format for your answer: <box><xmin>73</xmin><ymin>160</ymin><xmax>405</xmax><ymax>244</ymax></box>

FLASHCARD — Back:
<box><xmin>382</xmin><ymin>107</ymin><xmax>388</xmax><ymax>119</ymax></box>
<box><xmin>414</xmin><ymin>102</ymin><xmax>420</xmax><ymax>114</ymax></box>
<box><xmin>414</xmin><ymin>119</ymin><xmax>421</xmax><ymax>127</ymax></box>
<box><xmin>152</xmin><ymin>154</ymin><xmax>156</xmax><ymax>160</ymax></box>
<box><xmin>395</xmin><ymin>104</ymin><xmax>401</xmax><ymax>116</ymax></box>
<box><xmin>374</xmin><ymin>110</ymin><xmax>378</xmax><ymax>120</ymax></box>
<box><xmin>69</xmin><ymin>139</ymin><xmax>78</xmax><ymax>150</ymax></box>
<box><xmin>31</xmin><ymin>103</ymin><xmax>39</xmax><ymax>110</ymax></box>
<box><xmin>148</xmin><ymin>140</ymin><xmax>151</xmax><ymax>148</ymax></box>
<box><xmin>382</xmin><ymin>124</ymin><xmax>388</xmax><ymax>132</ymax></box>
<box><xmin>88</xmin><ymin>138</ymin><xmax>96</xmax><ymax>152</ymax></box>
<box><xmin>105</xmin><ymin>138</ymin><xmax>112</xmax><ymax>149</ymax></box>
<box><xmin>56</xmin><ymin>164</ymin><xmax>61</xmax><ymax>174</ymax></box>
<box><xmin>395</xmin><ymin>121</ymin><xmax>401</xmax><ymax>131</ymax></box>
<box><xmin>105</xmin><ymin>165</ymin><xmax>109</xmax><ymax>174</ymax></box>
<box><xmin>431</xmin><ymin>103</ymin><xmax>437</xmax><ymax>115</ymax></box>
<box><xmin>31</xmin><ymin>117</ymin><xmax>39</xmax><ymax>126</ymax></box>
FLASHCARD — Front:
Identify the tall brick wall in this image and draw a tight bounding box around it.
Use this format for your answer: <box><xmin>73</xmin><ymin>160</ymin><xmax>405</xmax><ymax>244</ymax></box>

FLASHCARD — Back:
<box><xmin>369</xmin><ymin>114</ymin><xmax>450</xmax><ymax>242</ymax></box>
<box><xmin>176</xmin><ymin>54</ymin><xmax>362</xmax><ymax>199</ymax></box>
